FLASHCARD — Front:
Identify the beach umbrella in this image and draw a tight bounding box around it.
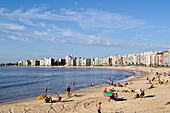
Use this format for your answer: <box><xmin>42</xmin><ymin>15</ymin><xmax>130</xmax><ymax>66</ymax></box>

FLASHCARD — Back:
<box><xmin>37</xmin><ymin>94</ymin><xmax>46</xmax><ymax>100</ymax></box>
<box><xmin>133</xmin><ymin>88</ymin><xmax>144</xmax><ymax>93</ymax></box>
<box><xmin>103</xmin><ymin>92</ymin><xmax>115</xmax><ymax>97</ymax></box>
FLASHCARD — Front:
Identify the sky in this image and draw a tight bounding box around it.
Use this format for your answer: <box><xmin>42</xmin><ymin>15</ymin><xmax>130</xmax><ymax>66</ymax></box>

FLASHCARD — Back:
<box><xmin>0</xmin><ymin>0</ymin><xmax>170</xmax><ymax>63</ymax></box>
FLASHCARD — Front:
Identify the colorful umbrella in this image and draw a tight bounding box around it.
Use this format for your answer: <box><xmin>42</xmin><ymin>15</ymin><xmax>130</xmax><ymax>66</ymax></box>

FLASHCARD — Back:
<box><xmin>37</xmin><ymin>94</ymin><xmax>46</xmax><ymax>100</ymax></box>
<box><xmin>103</xmin><ymin>92</ymin><xmax>115</xmax><ymax>97</ymax></box>
<box><xmin>133</xmin><ymin>88</ymin><xmax>144</xmax><ymax>93</ymax></box>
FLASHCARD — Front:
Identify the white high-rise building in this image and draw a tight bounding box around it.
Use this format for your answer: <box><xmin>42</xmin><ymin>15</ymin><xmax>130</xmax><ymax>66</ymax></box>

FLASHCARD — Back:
<box><xmin>112</xmin><ymin>55</ymin><xmax>121</xmax><ymax>66</ymax></box>
<box><xmin>40</xmin><ymin>59</ymin><xmax>45</xmax><ymax>66</ymax></box>
<box><xmin>65</xmin><ymin>55</ymin><xmax>73</xmax><ymax>66</ymax></box>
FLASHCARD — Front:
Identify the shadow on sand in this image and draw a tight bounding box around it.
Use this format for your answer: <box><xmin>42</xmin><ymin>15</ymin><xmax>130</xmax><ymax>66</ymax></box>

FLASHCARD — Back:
<box><xmin>144</xmin><ymin>95</ymin><xmax>155</xmax><ymax>98</ymax></box>
<box><xmin>116</xmin><ymin>98</ymin><xmax>127</xmax><ymax>101</ymax></box>
<box><xmin>61</xmin><ymin>100</ymin><xmax>74</xmax><ymax>102</ymax></box>
<box><xmin>72</xmin><ymin>94</ymin><xmax>85</xmax><ymax>97</ymax></box>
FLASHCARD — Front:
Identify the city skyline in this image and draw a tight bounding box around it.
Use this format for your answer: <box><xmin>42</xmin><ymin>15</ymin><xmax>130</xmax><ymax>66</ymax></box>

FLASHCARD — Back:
<box><xmin>16</xmin><ymin>49</ymin><xmax>170</xmax><ymax>67</ymax></box>
<box><xmin>0</xmin><ymin>0</ymin><xmax>170</xmax><ymax>63</ymax></box>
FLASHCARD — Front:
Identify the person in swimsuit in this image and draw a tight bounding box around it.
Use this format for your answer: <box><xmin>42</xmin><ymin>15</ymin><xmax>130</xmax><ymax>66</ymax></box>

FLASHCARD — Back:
<box><xmin>114</xmin><ymin>93</ymin><xmax>118</xmax><ymax>100</ymax></box>
<box><xmin>67</xmin><ymin>86</ymin><xmax>71</xmax><ymax>97</ymax></box>
<box><xmin>97</xmin><ymin>102</ymin><xmax>102</xmax><ymax>113</ymax></box>
<box><xmin>91</xmin><ymin>82</ymin><xmax>94</xmax><ymax>87</ymax></box>
<box><xmin>55</xmin><ymin>93</ymin><xmax>62</xmax><ymax>102</ymax></box>
<box><xmin>45</xmin><ymin>86</ymin><xmax>47</xmax><ymax>95</ymax></box>
<box><xmin>125</xmin><ymin>81</ymin><xmax>128</xmax><ymax>85</ymax></box>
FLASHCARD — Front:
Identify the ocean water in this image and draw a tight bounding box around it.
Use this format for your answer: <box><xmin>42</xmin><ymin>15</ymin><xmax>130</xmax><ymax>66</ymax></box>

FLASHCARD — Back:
<box><xmin>0</xmin><ymin>67</ymin><xmax>138</xmax><ymax>103</ymax></box>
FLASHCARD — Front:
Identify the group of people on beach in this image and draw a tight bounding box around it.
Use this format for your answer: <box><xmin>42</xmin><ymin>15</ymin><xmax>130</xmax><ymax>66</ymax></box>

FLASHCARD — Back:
<box><xmin>147</xmin><ymin>71</ymin><xmax>170</xmax><ymax>87</ymax></box>
<box><xmin>43</xmin><ymin>86</ymin><xmax>72</xmax><ymax>103</ymax></box>
<box><xmin>103</xmin><ymin>88</ymin><xmax>118</xmax><ymax>101</ymax></box>
<box><xmin>35</xmin><ymin>69</ymin><xmax>170</xmax><ymax>113</ymax></box>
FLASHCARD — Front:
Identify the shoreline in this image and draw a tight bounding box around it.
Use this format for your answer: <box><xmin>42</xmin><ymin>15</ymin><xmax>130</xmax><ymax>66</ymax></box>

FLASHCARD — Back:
<box><xmin>0</xmin><ymin>66</ymin><xmax>140</xmax><ymax>104</ymax></box>
<box><xmin>0</xmin><ymin>66</ymin><xmax>170</xmax><ymax>113</ymax></box>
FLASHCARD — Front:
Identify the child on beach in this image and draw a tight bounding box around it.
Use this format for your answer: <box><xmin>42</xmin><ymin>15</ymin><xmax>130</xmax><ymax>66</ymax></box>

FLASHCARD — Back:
<box><xmin>97</xmin><ymin>102</ymin><xmax>102</xmax><ymax>113</ymax></box>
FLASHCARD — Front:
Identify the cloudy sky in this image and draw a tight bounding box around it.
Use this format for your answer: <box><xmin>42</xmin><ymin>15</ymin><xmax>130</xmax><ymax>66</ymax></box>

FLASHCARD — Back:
<box><xmin>0</xmin><ymin>0</ymin><xmax>170</xmax><ymax>63</ymax></box>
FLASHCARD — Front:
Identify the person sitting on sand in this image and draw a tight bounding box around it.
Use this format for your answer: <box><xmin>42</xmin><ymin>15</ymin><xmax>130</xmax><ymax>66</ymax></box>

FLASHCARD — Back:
<box><xmin>117</xmin><ymin>82</ymin><xmax>120</xmax><ymax>87</ymax></box>
<box><xmin>149</xmin><ymin>80</ymin><xmax>152</xmax><ymax>84</ymax></box>
<box><xmin>103</xmin><ymin>88</ymin><xmax>107</xmax><ymax>93</ymax></box>
<box><xmin>113</xmin><ymin>83</ymin><xmax>117</xmax><ymax>86</ymax></box>
<box><xmin>117</xmin><ymin>82</ymin><xmax>123</xmax><ymax>87</ymax></box>
<box><xmin>146</xmin><ymin>76</ymin><xmax>149</xmax><ymax>80</ymax></box>
<box><xmin>164</xmin><ymin>72</ymin><xmax>166</xmax><ymax>76</ymax></box>
<box><xmin>125</xmin><ymin>81</ymin><xmax>128</xmax><ymax>85</ymax></box>
<box><xmin>44</xmin><ymin>96</ymin><xmax>50</xmax><ymax>103</ymax></box>
<box><xmin>45</xmin><ymin>97</ymin><xmax>52</xmax><ymax>103</ymax></box>
<box><xmin>133</xmin><ymin>94</ymin><xmax>140</xmax><ymax>99</ymax></box>
<box><xmin>55</xmin><ymin>93</ymin><xmax>62</xmax><ymax>102</ymax></box>
<box><xmin>140</xmin><ymin>91</ymin><xmax>145</xmax><ymax>98</ymax></box>
<box><xmin>97</xmin><ymin>102</ymin><xmax>102</xmax><ymax>113</ymax></box>
<box><xmin>152</xmin><ymin>77</ymin><xmax>155</xmax><ymax>81</ymax></box>
<box><xmin>109</xmin><ymin>95</ymin><xmax>114</xmax><ymax>102</ymax></box>
<box><xmin>148</xmin><ymin>84</ymin><xmax>154</xmax><ymax>89</ymax></box>
<box><xmin>114</xmin><ymin>93</ymin><xmax>118</xmax><ymax>100</ymax></box>
<box><xmin>108</xmin><ymin>89</ymin><xmax>112</xmax><ymax>92</ymax></box>
<box><xmin>111</xmin><ymin>81</ymin><xmax>113</xmax><ymax>86</ymax></box>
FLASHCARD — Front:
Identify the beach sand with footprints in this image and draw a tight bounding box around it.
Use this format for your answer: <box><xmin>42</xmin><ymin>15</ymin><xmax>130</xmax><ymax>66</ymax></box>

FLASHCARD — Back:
<box><xmin>0</xmin><ymin>66</ymin><xmax>170</xmax><ymax>113</ymax></box>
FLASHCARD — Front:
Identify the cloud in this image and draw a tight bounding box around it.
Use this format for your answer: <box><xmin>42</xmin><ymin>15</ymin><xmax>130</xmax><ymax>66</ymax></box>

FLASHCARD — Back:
<box><xmin>0</xmin><ymin>23</ymin><xmax>24</xmax><ymax>30</ymax></box>
<box><xmin>34</xmin><ymin>31</ymin><xmax>48</xmax><ymax>36</ymax></box>
<box><xmin>0</xmin><ymin>8</ymin><xmax>5</xmax><ymax>14</ymax></box>
<box><xmin>0</xmin><ymin>7</ymin><xmax>146</xmax><ymax>30</ymax></box>
<box><xmin>127</xmin><ymin>42</ymin><xmax>170</xmax><ymax>50</ymax></box>
<box><xmin>19</xmin><ymin>18</ymin><xmax>36</xmax><ymax>26</ymax></box>
<box><xmin>60</xmin><ymin>8</ymin><xmax>146</xmax><ymax>29</ymax></box>
<box><xmin>61</xmin><ymin>39</ymin><xmax>67</xmax><ymax>43</ymax></box>
<box><xmin>8</xmin><ymin>36</ymin><xmax>28</xmax><ymax>42</ymax></box>
<box><xmin>40</xmin><ymin>22</ymin><xmax>46</xmax><ymax>28</ymax></box>
<box><xmin>0</xmin><ymin>7</ymin><xmax>169</xmax><ymax>51</ymax></box>
<box><xmin>46</xmin><ymin>37</ymin><xmax>55</xmax><ymax>42</ymax></box>
<box><xmin>85</xmin><ymin>38</ymin><xmax>118</xmax><ymax>47</ymax></box>
<box><xmin>60</xmin><ymin>29</ymin><xmax>73</xmax><ymax>37</ymax></box>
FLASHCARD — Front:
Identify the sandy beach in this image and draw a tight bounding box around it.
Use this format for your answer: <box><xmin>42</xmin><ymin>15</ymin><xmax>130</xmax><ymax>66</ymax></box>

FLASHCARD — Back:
<box><xmin>0</xmin><ymin>66</ymin><xmax>170</xmax><ymax>113</ymax></box>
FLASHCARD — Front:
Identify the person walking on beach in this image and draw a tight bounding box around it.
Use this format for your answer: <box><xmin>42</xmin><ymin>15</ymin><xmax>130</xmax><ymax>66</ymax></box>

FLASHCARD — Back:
<box><xmin>45</xmin><ymin>86</ymin><xmax>47</xmax><ymax>95</ymax></box>
<box><xmin>97</xmin><ymin>102</ymin><xmax>102</xmax><ymax>113</ymax></box>
<box><xmin>67</xmin><ymin>86</ymin><xmax>71</xmax><ymax>97</ymax></box>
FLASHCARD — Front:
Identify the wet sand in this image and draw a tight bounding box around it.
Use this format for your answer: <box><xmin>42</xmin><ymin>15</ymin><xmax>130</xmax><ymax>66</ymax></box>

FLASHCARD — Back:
<box><xmin>0</xmin><ymin>66</ymin><xmax>170</xmax><ymax>113</ymax></box>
